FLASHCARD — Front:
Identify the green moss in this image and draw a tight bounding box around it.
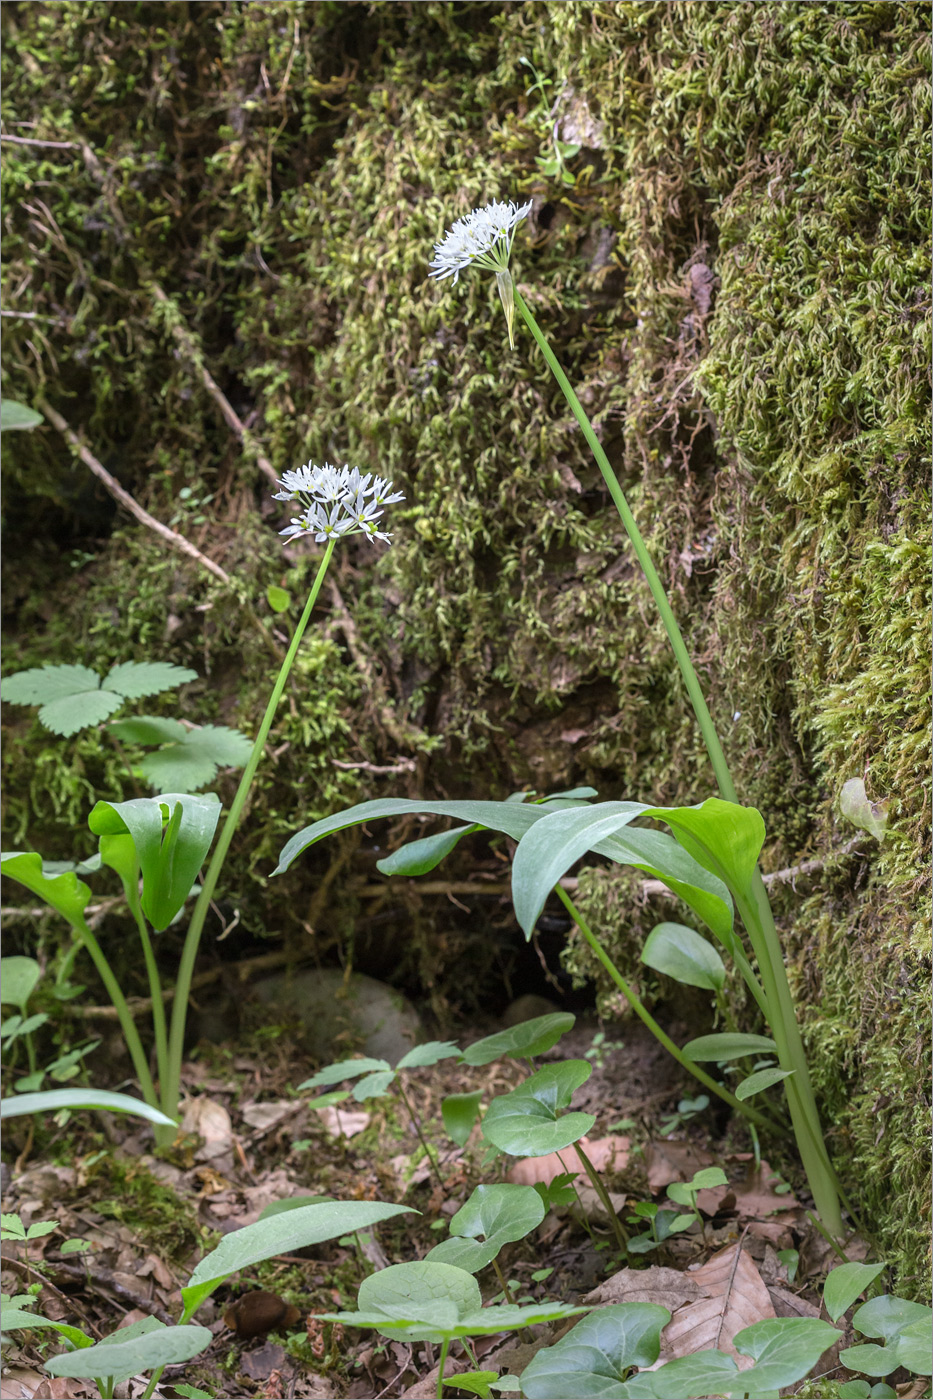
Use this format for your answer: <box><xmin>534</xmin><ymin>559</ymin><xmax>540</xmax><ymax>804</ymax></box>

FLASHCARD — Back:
<box><xmin>1</xmin><ymin>0</ymin><xmax>928</xmax><ymax>1291</ymax></box>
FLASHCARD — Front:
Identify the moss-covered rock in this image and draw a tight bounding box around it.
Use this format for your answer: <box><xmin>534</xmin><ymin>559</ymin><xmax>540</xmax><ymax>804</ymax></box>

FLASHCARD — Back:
<box><xmin>1</xmin><ymin>1</ymin><xmax>928</xmax><ymax>1290</ymax></box>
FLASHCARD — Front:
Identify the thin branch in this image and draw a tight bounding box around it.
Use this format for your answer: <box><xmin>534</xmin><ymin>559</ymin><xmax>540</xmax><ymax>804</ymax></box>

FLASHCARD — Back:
<box><xmin>0</xmin><ymin>308</ymin><xmax>71</xmax><ymax>325</ymax></box>
<box><xmin>0</xmin><ymin>134</ymin><xmax>80</xmax><ymax>149</ymax></box>
<box><xmin>148</xmin><ymin>283</ymin><xmax>279</xmax><ymax>487</ymax></box>
<box><xmin>638</xmin><ymin>837</ymin><xmax>864</xmax><ymax>898</ymax></box>
<box><xmin>36</xmin><ymin>397</ymin><xmax>232</xmax><ymax>585</ymax></box>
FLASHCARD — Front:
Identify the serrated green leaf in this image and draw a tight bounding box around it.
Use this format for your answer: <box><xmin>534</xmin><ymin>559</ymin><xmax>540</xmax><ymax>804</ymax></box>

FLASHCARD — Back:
<box><xmin>183</xmin><ymin>724</ymin><xmax>252</xmax><ymax>764</ymax></box>
<box><xmin>352</xmin><ymin>1070</ymin><xmax>396</xmax><ymax>1100</ymax></box>
<box><xmin>0</xmin><ymin>956</ymin><xmax>42</xmax><ymax>1010</ymax></box>
<box><xmin>108</xmin><ymin>715</ymin><xmax>187</xmax><ymax>745</ymax></box>
<box><xmin>1</xmin><ymin>663</ymin><xmax>101</xmax><ymax>706</ymax></box>
<box><xmin>641</xmin><ymin>923</ymin><xmax>726</xmax><ymax>992</ymax></box>
<box><xmin>40</xmin><ymin>689</ymin><xmax>124</xmax><ymax>735</ymax></box>
<box><xmin>138</xmin><ymin>746</ymin><xmax>218</xmax><ymax>793</ymax></box>
<box><xmin>102</xmin><ymin>661</ymin><xmax>197</xmax><ymax>699</ymax></box>
<box><xmin>0</xmin><ymin>399</ymin><xmax>44</xmax><ymax>432</ymax></box>
<box><xmin>462</xmin><ymin>1013</ymin><xmax>575</xmax><ymax>1066</ymax></box>
<box><xmin>682</xmin><ymin>1033</ymin><xmax>777</xmax><ymax>1062</ymax></box>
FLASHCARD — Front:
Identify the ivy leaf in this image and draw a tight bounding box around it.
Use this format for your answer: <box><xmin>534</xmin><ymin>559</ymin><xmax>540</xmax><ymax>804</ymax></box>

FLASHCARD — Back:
<box><xmin>481</xmin><ymin>1061</ymin><xmax>595</xmax><ymax>1157</ymax></box>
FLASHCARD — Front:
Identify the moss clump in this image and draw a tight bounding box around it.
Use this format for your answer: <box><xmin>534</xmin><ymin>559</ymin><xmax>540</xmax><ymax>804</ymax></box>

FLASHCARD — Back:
<box><xmin>1</xmin><ymin>1</ymin><xmax>928</xmax><ymax>1290</ymax></box>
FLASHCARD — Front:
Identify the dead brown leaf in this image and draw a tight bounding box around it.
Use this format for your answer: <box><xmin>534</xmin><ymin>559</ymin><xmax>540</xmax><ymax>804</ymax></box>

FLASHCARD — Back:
<box><xmin>660</xmin><ymin>1242</ymin><xmax>775</xmax><ymax>1366</ymax></box>
<box><xmin>586</xmin><ymin>1264</ymin><xmax>702</xmax><ymax>1312</ymax></box>
<box><xmin>508</xmin><ymin>1135</ymin><xmax>630</xmax><ymax>1187</ymax></box>
<box><xmin>180</xmin><ymin>1097</ymin><xmax>233</xmax><ymax>1166</ymax></box>
<box><xmin>644</xmin><ymin>1139</ymin><xmax>714</xmax><ymax>1191</ymax></box>
<box><xmin>315</xmin><ymin>1104</ymin><xmax>370</xmax><ymax>1139</ymax></box>
<box><xmin>694</xmin><ymin>1157</ymin><xmax>800</xmax><ymax>1219</ymax></box>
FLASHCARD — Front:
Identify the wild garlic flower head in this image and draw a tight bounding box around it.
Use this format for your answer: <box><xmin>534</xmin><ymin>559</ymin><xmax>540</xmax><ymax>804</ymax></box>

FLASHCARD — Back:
<box><xmin>428</xmin><ymin>198</ymin><xmax>533</xmax><ymax>285</ymax></box>
<box><xmin>274</xmin><ymin>460</ymin><xmax>403</xmax><ymax>547</ymax></box>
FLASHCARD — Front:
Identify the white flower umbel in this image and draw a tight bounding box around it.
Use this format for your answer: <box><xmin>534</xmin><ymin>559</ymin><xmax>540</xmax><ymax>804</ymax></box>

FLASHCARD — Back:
<box><xmin>274</xmin><ymin>460</ymin><xmax>403</xmax><ymax>547</ymax></box>
<box><xmin>429</xmin><ymin>198</ymin><xmax>533</xmax><ymax>348</ymax></box>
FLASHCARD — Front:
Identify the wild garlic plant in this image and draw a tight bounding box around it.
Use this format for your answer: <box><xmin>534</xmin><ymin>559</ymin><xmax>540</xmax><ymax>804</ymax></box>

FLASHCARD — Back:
<box><xmin>425</xmin><ymin>196</ymin><xmax>845</xmax><ymax>1237</ymax></box>
<box><xmin>1</xmin><ymin>461</ymin><xmax>404</xmax><ymax>1144</ymax></box>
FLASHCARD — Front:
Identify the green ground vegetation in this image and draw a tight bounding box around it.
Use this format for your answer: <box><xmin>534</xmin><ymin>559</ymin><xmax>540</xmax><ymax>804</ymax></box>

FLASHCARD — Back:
<box><xmin>1</xmin><ymin>1</ymin><xmax>929</xmax><ymax>1291</ymax></box>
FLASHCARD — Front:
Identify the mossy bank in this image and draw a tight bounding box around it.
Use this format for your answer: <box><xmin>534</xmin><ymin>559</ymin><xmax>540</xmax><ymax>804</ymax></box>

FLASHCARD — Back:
<box><xmin>1</xmin><ymin>2</ymin><xmax>929</xmax><ymax>1292</ymax></box>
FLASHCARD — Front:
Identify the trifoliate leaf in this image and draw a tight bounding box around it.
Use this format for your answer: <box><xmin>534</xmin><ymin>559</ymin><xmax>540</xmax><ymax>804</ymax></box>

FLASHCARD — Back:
<box><xmin>1</xmin><ymin>664</ymin><xmax>101</xmax><ymax>707</ymax></box>
<box><xmin>102</xmin><ymin>662</ymin><xmax>197</xmax><ymax>699</ymax></box>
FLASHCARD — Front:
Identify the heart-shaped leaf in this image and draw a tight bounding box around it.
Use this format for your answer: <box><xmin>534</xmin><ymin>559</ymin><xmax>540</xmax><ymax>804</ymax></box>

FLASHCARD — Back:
<box><xmin>426</xmin><ymin>1184</ymin><xmax>545</xmax><ymax>1273</ymax></box>
<box><xmin>893</xmin><ymin>1316</ymin><xmax>933</xmax><ymax>1374</ymax></box>
<box><xmin>0</xmin><ymin>956</ymin><xmax>41</xmax><ymax>1011</ymax></box>
<box><xmin>641</xmin><ymin>923</ymin><xmax>726</xmax><ymax>992</ymax></box>
<box><xmin>682</xmin><ymin>1033</ymin><xmax>777</xmax><ymax>1062</ymax></box>
<box><xmin>88</xmin><ymin>793</ymin><xmax>220</xmax><ymax>931</ymax></box>
<box><xmin>182</xmin><ymin>1200</ymin><xmax>413</xmax><ymax>1317</ymax></box>
<box><xmin>318</xmin><ymin>1261</ymin><xmax>584</xmax><ymax>1344</ymax></box>
<box><xmin>731</xmin><ymin>1316</ymin><xmax>842</xmax><ymax>1391</ymax></box>
<box><xmin>463</xmin><ymin>1013</ymin><xmax>575</xmax><ymax>1066</ymax></box>
<box><xmin>823</xmin><ymin>1262</ymin><xmax>887</xmax><ymax>1323</ymax></box>
<box><xmin>519</xmin><ymin>1303</ymin><xmax>670</xmax><ymax>1398</ymax></box>
<box><xmin>852</xmin><ymin>1294</ymin><xmax>932</xmax><ymax>1342</ymax></box>
<box><xmin>481</xmin><ymin>1061</ymin><xmax>594</xmax><ymax>1157</ymax></box>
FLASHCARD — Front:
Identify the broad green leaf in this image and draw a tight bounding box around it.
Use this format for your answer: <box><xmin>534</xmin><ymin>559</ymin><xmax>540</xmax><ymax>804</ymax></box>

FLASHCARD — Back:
<box><xmin>736</xmin><ymin>1067</ymin><xmax>794</xmax><ymax>1100</ymax></box>
<box><xmin>109</xmin><ymin>715</ymin><xmax>187</xmax><ymax>744</ymax></box>
<box><xmin>732</xmin><ymin>1317</ymin><xmax>842</xmax><ymax>1391</ymax></box>
<box><xmin>839</xmin><ymin>778</ymin><xmax>889</xmax><ymax>840</ymax></box>
<box><xmin>378</xmin><ymin>825</ymin><xmax>478</xmax><ymax>876</ymax></box>
<box><xmin>462</xmin><ymin>1013</ymin><xmax>575</xmax><ymax>1066</ymax></box>
<box><xmin>446</xmin><ymin>1371</ymin><xmax>498</xmax><ymax>1399</ymax></box>
<box><xmin>835</xmin><ymin>1385</ymin><xmax>874</xmax><ymax>1398</ymax></box>
<box><xmin>183</xmin><ymin>1201</ymin><xmax>413</xmax><ymax>1316</ymax></box>
<box><xmin>892</xmin><ymin>1317</ymin><xmax>933</xmax><ymax>1374</ymax></box>
<box><xmin>510</xmin><ymin>804</ymin><xmax>735</xmax><ymax>946</ymax></box>
<box><xmin>641</xmin><ymin>923</ymin><xmax>726</xmax><ymax>991</ymax></box>
<box><xmin>275</xmin><ymin>798</ymin><xmax>553</xmax><ymax>875</ymax></box>
<box><xmin>426</xmin><ymin>1185</ymin><xmax>545</xmax><ymax>1273</ymax></box>
<box><xmin>1</xmin><ymin>664</ymin><xmax>101</xmax><ymax>706</ymax></box>
<box><xmin>102</xmin><ymin>661</ymin><xmax>197</xmax><ymax>699</ymax></box>
<box><xmin>0</xmin><ymin>1305</ymin><xmax>93</xmax><ymax>1350</ymax></box>
<box><xmin>319</xmin><ymin>1261</ymin><xmax>583</xmax><ymax>1343</ymax></box>
<box><xmin>839</xmin><ymin>1344</ymin><xmax>899</xmax><ymax>1377</ymax></box>
<box><xmin>442</xmin><ymin>1090</ymin><xmax>484</xmax><ymax>1147</ymax></box>
<box><xmin>519</xmin><ymin>1303</ymin><xmax>670</xmax><ymax>1398</ymax></box>
<box><xmin>266</xmin><ymin>584</ymin><xmax>291</xmax><ymax>612</ymax></box>
<box><xmin>682</xmin><ymin>1033</ymin><xmax>777</xmax><ymax>1062</ymax></box>
<box><xmin>823</xmin><ymin>1262</ymin><xmax>887</xmax><ymax>1322</ymax></box>
<box><xmin>98</xmin><ymin>833</ymin><xmax>140</xmax><ymax>903</ymax></box>
<box><xmin>88</xmin><ymin>793</ymin><xmax>220</xmax><ymax>931</ymax></box>
<box><xmin>853</xmin><ymin>1294</ymin><xmax>932</xmax><ymax>1342</ymax></box>
<box><xmin>481</xmin><ymin>1061</ymin><xmax>594</xmax><ymax>1157</ymax></box>
<box><xmin>0</xmin><ymin>399</ymin><xmax>44</xmax><ymax>431</ymax></box>
<box><xmin>45</xmin><ymin>1323</ymin><xmax>212</xmax><ymax>1381</ymax></box>
<box><xmin>258</xmin><ymin>1195</ymin><xmax>333</xmax><ymax>1219</ymax></box>
<box><xmin>397</xmin><ymin>1041</ymin><xmax>462</xmax><ymax>1069</ymax></box>
<box><xmin>0</xmin><ymin>852</ymin><xmax>91</xmax><ymax>929</ymax></box>
<box><xmin>297</xmin><ymin>1057</ymin><xmax>391</xmax><ymax>1091</ymax></box>
<box><xmin>641</xmin><ymin>799</ymin><xmax>766</xmax><ymax>899</ymax></box>
<box><xmin>352</xmin><ymin>1070</ymin><xmax>396</xmax><ymax>1100</ymax></box>
<box><xmin>1</xmin><ymin>1088</ymin><xmax>175</xmax><ymax>1125</ymax></box>
<box><xmin>0</xmin><ymin>956</ymin><xmax>41</xmax><ymax>1010</ymax></box>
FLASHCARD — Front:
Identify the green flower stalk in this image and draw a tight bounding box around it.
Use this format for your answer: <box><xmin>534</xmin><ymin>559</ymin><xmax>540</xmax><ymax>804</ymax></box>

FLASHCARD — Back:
<box><xmin>430</xmin><ymin>200</ymin><xmax>843</xmax><ymax>1236</ymax></box>
<box><xmin>158</xmin><ymin>461</ymin><xmax>403</xmax><ymax>1139</ymax></box>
